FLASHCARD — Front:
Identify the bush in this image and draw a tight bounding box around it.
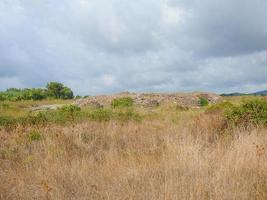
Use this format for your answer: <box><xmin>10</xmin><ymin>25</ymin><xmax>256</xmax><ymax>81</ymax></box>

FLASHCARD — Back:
<box><xmin>59</xmin><ymin>105</ymin><xmax>81</xmax><ymax>121</ymax></box>
<box><xmin>111</xmin><ymin>97</ymin><xmax>134</xmax><ymax>108</ymax></box>
<box><xmin>0</xmin><ymin>116</ymin><xmax>16</xmax><ymax>127</ymax></box>
<box><xmin>0</xmin><ymin>103</ymin><xmax>11</xmax><ymax>110</ymax></box>
<box><xmin>28</xmin><ymin>130</ymin><xmax>43</xmax><ymax>142</ymax></box>
<box><xmin>226</xmin><ymin>99</ymin><xmax>267</xmax><ymax>127</ymax></box>
<box><xmin>115</xmin><ymin>109</ymin><xmax>143</xmax><ymax>122</ymax></box>
<box><xmin>206</xmin><ymin>101</ymin><xmax>234</xmax><ymax>114</ymax></box>
<box><xmin>199</xmin><ymin>97</ymin><xmax>209</xmax><ymax>107</ymax></box>
<box><xmin>90</xmin><ymin>108</ymin><xmax>113</xmax><ymax>121</ymax></box>
<box><xmin>26</xmin><ymin>112</ymin><xmax>48</xmax><ymax>125</ymax></box>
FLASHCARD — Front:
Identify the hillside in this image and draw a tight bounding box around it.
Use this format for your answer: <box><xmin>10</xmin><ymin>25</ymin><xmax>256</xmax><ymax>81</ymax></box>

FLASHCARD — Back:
<box><xmin>253</xmin><ymin>90</ymin><xmax>267</xmax><ymax>95</ymax></box>
<box><xmin>221</xmin><ymin>90</ymin><xmax>267</xmax><ymax>96</ymax></box>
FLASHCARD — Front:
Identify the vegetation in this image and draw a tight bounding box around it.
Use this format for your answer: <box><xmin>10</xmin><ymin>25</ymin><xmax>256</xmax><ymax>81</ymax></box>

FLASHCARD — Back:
<box><xmin>0</xmin><ymin>96</ymin><xmax>267</xmax><ymax>199</ymax></box>
<box><xmin>199</xmin><ymin>96</ymin><xmax>209</xmax><ymax>106</ymax></box>
<box><xmin>206</xmin><ymin>101</ymin><xmax>234</xmax><ymax>113</ymax></box>
<box><xmin>89</xmin><ymin>108</ymin><xmax>113</xmax><ymax>121</ymax></box>
<box><xmin>0</xmin><ymin>82</ymin><xmax>74</xmax><ymax>101</ymax></box>
<box><xmin>226</xmin><ymin>99</ymin><xmax>267</xmax><ymax>127</ymax></box>
<box><xmin>111</xmin><ymin>97</ymin><xmax>134</xmax><ymax>108</ymax></box>
<box><xmin>28</xmin><ymin>130</ymin><xmax>43</xmax><ymax>142</ymax></box>
<box><xmin>46</xmin><ymin>82</ymin><xmax>74</xmax><ymax>99</ymax></box>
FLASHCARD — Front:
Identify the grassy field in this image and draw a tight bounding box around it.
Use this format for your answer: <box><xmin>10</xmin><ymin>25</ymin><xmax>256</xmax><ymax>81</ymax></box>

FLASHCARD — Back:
<box><xmin>0</xmin><ymin>96</ymin><xmax>267</xmax><ymax>199</ymax></box>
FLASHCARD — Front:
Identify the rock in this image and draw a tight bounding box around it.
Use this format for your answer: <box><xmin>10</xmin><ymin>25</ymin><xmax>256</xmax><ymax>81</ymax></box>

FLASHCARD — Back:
<box><xmin>30</xmin><ymin>104</ymin><xmax>65</xmax><ymax>111</ymax></box>
<box><xmin>75</xmin><ymin>92</ymin><xmax>221</xmax><ymax>108</ymax></box>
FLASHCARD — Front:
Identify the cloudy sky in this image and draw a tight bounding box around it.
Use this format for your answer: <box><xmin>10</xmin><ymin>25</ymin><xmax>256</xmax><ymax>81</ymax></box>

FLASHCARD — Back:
<box><xmin>0</xmin><ymin>0</ymin><xmax>267</xmax><ymax>95</ymax></box>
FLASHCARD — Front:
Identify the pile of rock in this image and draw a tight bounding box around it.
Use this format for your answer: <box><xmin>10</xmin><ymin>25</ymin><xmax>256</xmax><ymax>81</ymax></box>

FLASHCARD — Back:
<box><xmin>75</xmin><ymin>92</ymin><xmax>221</xmax><ymax>108</ymax></box>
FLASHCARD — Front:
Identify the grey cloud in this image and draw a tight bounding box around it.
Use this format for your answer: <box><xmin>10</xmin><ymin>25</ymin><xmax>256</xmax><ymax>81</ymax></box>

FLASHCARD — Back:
<box><xmin>0</xmin><ymin>0</ymin><xmax>266</xmax><ymax>95</ymax></box>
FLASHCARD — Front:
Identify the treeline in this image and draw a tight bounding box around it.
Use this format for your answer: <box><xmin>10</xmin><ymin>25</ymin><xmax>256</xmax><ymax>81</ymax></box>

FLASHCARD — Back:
<box><xmin>0</xmin><ymin>82</ymin><xmax>74</xmax><ymax>101</ymax></box>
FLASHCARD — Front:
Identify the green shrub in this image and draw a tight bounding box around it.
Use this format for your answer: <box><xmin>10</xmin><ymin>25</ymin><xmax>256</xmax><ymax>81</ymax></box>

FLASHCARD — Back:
<box><xmin>28</xmin><ymin>130</ymin><xmax>43</xmax><ymax>142</ymax></box>
<box><xmin>18</xmin><ymin>112</ymin><xmax>47</xmax><ymax>125</ymax></box>
<box><xmin>59</xmin><ymin>105</ymin><xmax>81</xmax><ymax>121</ymax></box>
<box><xmin>226</xmin><ymin>99</ymin><xmax>267</xmax><ymax>127</ymax></box>
<box><xmin>115</xmin><ymin>109</ymin><xmax>143</xmax><ymax>122</ymax></box>
<box><xmin>199</xmin><ymin>97</ymin><xmax>209</xmax><ymax>107</ymax></box>
<box><xmin>206</xmin><ymin>101</ymin><xmax>234</xmax><ymax>113</ymax></box>
<box><xmin>111</xmin><ymin>97</ymin><xmax>134</xmax><ymax>108</ymax></box>
<box><xmin>0</xmin><ymin>116</ymin><xmax>16</xmax><ymax>127</ymax></box>
<box><xmin>90</xmin><ymin>108</ymin><xmax>113</xmax><ymax>121</ymax></box>
<box><xmin>0</xmin><ymin>103</ymin><xmax>10</xmax><ymax>109</ymax></box>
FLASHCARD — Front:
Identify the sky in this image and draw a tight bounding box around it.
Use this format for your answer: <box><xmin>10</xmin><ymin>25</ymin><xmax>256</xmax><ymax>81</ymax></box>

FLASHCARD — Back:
<box><xmin>0</xmin><ymin>0</ymin><xmax>267</xmax><ymax>95</ymax></box>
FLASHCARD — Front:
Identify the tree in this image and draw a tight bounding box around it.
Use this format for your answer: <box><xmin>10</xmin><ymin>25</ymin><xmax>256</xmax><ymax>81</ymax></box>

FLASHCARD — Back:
<box><xmin>30</xmin><ymin>88</ymin><xmax>46</xmax><ymax>100</ymax></box>
<box><xmin>61</xmin><ymin>87</ymin><xmax>74</xmax><ymax>99</ymax></box>
<box><xmin>46</xmin><ymin>82</ymin><xmax>64</xmax><ymax>99</ymax></box>
<box><xmin>46</xmin><ymin>82</ymin><xmax>74</xmax><ymax>99</ymax></box>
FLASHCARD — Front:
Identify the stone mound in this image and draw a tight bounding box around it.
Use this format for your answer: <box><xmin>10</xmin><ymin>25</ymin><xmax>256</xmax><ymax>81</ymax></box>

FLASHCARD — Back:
<box><xmin>75</xmin><ymin>92</ymin><xmax>221</xmax><ymax>108</ymax></box>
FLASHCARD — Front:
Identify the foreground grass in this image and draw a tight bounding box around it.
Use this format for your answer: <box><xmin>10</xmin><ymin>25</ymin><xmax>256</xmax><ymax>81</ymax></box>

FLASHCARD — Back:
<box><xmin>0</xmin><ymin>97</ymin><xmax>267</xmax><ymax>199</ymax></box>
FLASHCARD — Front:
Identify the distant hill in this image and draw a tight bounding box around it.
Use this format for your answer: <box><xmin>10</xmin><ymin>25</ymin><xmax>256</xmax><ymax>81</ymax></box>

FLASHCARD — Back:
<box><xmin>252</xmin><ymin>90</ymin><xmax>267</xmax><ymax>95</ymax></box>
<box><xmin>221</xmin><ymin>90</ymin><xmax>267</xmax><ymax>96</ymax></box>
<box><xmin>221</xmin><ymin>92</ymin><xmax>247</xmax><ymax>97</ymax></box>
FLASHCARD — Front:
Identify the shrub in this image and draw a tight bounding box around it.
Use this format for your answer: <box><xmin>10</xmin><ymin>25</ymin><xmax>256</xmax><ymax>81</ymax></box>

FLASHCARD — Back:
<box><xmin>0</xmin><ymin>116</ymin><xmax>16</xmax><ymax>127</ymax></box>
<box><xmin>111</xmin><ymin>97</ymin><xmax>134</xmax><ymax>108</ymax></box>
<box><xmin>59</xmin><ymin>105</ymin><xmax>81</xmax><ymax>121</ymax></box>
<box><xmin>115</xmin><ymin>109</ymin><xmax>143</xmax><ymax>122</ymax></box>
<box><xmin>199</xmin><ymin>97</ymin><xmax>209</xmax><ymax>107</ymax></box>
<box><xmin>206</xmin><ymin>101</ymin><xmax>234</xmax><ymax>114</ymax></box>
<box><xmin>226</xmin><ymin>99</ymin><xmax>267</xmax><ymax>127</ymax></box>
<box><xmin>90</xmin><ymin>108</ymin><xmax>113</xmax><ymax>121</ymax></box>
<box><xmin>28</xmin><ymin>130</ymin><xmax>43</xmax><ymax>142</ymax></box>
<box><xmin>0</xmin><ymin>103</ymin><xmax>11</xmax><ymax>110</ymax></box>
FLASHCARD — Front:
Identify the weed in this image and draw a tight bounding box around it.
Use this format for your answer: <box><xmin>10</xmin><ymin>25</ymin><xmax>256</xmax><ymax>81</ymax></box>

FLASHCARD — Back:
<box><xmin>0</xmin><ymin>116</ymin><xmax>16</xmax><ymax>127</ymax></box>
<box><xmin>90</xmin><ymin>108</ymin><xmax>113</xmax><ymax>121</ymax></box>
<box><xmin>0</xmin><ymin>103</ymin><xmax>11</xmax><ymax>110</ymax></box>
<box><xmin>115</xmin><ymin>109</ymin><xmax>143</xmax><ymax>122</ymax></box>
<box><xmin>28</xmin><ymin>130</ymin><xmax>43</xmax><ymax>142</ymax></box>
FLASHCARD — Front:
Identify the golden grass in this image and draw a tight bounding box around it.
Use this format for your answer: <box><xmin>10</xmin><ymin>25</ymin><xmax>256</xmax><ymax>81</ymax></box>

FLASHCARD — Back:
<box><xmin>0</xmin><ymin>101</ymin><xmax>267</xmax><ymax>199</ymax></box>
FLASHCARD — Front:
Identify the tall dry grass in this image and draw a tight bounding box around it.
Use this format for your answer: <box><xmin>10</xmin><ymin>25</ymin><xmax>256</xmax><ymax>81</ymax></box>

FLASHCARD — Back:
<box><xmin>0</xmin><ymin>110</ymin><xmax>267</xmax><ymax>199</ymax></box>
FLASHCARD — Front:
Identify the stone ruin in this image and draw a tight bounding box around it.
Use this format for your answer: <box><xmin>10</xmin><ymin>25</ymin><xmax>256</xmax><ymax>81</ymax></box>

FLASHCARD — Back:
<box><xmin>75</xmin><ymin>92</ymin><xmax>221</xmax><ymax>108</ymax></box>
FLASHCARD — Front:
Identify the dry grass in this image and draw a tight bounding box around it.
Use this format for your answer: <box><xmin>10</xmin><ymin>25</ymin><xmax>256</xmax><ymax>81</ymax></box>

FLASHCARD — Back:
<box><xmin>0</xmin><ymin>103</ymin><xmax>267</xmax><ymax>199</ymax></box>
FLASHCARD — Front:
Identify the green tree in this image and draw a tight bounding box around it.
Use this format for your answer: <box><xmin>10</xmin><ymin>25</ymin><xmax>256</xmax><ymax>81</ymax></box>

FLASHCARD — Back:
<box><xmin>30</xmin><ymin>88</ymin><xmax>46</xmax><ymax>100</ymax></box>
<box><xmin>61</xmin><ymin>87</ymin><xmax>74</xmax><ymax>99</ymax></box>
<box><xmin>46</xmin><ymin>82</ymin><xmax>74</xmax><ymax>99</ymax></box>
<box><xmin>46</xmin><ymin>82</ymin><xmax>64</xmax><ymax>99</ymax></box>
